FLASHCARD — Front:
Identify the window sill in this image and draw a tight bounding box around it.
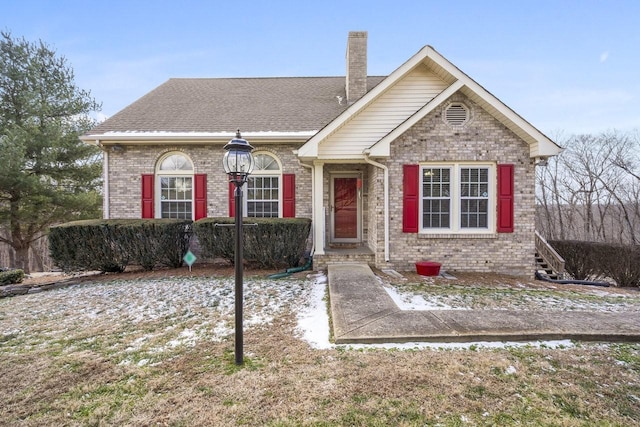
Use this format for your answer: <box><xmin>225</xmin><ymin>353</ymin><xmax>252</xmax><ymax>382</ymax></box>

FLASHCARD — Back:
<box><xmin>417</xmin><ymin>232</ymin><xmax>498</xmax><ymax>240</ymax></box>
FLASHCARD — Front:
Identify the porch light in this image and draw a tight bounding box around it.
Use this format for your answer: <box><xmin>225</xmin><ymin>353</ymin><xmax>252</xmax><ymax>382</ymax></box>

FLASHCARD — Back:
<box><xmin>223</xmin><ymin>130</ymin><xmax>255</xmax><ymax>185</ymax></box>
<box><xmin>223</xmin><ymin>129</ymin><xmax>254</xmax><ymax>366</ymax></box>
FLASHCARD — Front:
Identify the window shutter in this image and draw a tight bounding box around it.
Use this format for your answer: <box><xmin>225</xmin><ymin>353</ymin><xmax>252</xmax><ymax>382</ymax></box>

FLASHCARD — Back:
<box><xmin>403</xmin><ymin>164</ymin><xmax>419</xmax><ymax>233</ymax></box>
<box><xmin>194</xmin><ymin>174</ymin><xmax>207</xmax><ymax>220</ymax></box>
<box><xmin>228</xmin><ymin>181</ymin><xmax>235</xmax><ymax>217</ymax></box>
<box><xmin>497</xmin><ymin>164</ymin><xmax>514</xmax><ymax>233</ymax></box>
<box><xmin>141</xmin><ymin>174</ymin><xmax>154</xmax><ymax>218</ymax></box>
<box><xmin>282</xmin><ymin>174</ymin><xmax>295</xmax><ymax>218</ymax></box>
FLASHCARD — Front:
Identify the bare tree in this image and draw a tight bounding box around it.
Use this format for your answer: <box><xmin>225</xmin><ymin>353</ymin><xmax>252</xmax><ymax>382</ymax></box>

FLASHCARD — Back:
<box><xmin>536</xmin><ymin>130</ymin><xmax>640</xmax><ymax>245</ymax></box>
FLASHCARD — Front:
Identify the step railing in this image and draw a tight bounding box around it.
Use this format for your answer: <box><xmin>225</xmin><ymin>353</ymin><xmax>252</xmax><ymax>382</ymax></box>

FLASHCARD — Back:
<box><xmin>534</xmin><ymin>230</ymin><xmax>565</xmax><ymax>278</ymax></box>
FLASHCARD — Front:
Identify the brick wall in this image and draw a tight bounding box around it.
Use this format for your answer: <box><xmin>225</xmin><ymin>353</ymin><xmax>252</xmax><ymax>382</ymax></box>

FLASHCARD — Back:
<box><xmin>377</xmin><ymin>92</ymin><xmax>536</xmax><ymax>276</ymax></box>
<box><xmin>106</xmin><ymin>143</ymin><xmax>312</xmax><ymax>220</ymax></box>
<box><xmin>346</xmin><ymin>31</ymin><xmax>367</xmax><ymax>103</ymax></box>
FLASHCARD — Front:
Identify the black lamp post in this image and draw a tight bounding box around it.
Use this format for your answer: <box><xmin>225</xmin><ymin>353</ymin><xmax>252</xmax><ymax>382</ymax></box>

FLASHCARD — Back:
<box><xmin>222</xmin><ymin>130</ymin><xmax>254</xmax><ymax>365</ymax></box>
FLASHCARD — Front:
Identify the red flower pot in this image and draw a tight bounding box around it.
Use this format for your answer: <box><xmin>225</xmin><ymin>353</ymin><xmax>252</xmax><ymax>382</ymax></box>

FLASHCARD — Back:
<box><xmin>415</xmin><ymin>261</ymin><xmax>441</xmax><ymax>276</ymax></box>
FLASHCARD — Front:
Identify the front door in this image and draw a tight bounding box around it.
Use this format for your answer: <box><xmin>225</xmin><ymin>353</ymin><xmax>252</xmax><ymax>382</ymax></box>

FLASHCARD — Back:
<box><xmin>331</xmin><ymin>176</ymin><xmax>360</xmax><ymax>242</ymax></box>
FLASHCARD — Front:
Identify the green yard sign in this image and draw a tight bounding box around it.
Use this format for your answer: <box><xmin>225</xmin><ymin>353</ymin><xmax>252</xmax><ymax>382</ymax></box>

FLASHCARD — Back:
<box><xmin>183</xmin><ymin>250</ymin><xmax>196</xmax><ymax>271</ymax></box>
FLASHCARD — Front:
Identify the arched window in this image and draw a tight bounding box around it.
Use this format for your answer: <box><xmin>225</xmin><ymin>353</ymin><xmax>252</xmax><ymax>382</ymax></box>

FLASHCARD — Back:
<box><xmin>246</xmin><ymin>152</ymin><xmax>281</xmax><ymax>217</ymax></box>
<box><xmin>157</xmin><ymin>152</ymin><xmax>194</xmax><ymax>219</ymax></box>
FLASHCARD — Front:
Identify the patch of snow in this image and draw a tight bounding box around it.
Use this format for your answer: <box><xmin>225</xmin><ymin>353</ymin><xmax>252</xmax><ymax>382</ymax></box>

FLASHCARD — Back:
<box><xmin>2</xmin><ymin>268</ymin><xmax>630</xmax><ymax>356</ymax></box>
<box><xmin>382</xmin><ymin>284</ymin><xmax>457</xmax><ymax>310</ymax></box>
<box><xmin>295</xmin><ymin>273</ymin><xmax>332</xmax><ymax>350</ymax></box>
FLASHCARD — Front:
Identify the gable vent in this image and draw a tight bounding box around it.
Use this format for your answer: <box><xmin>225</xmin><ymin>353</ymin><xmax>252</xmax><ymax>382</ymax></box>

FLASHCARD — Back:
<box><xmin>444</xmin><ymin>103</ymin><xmax>469</xmax><ymax>126</ymax></box>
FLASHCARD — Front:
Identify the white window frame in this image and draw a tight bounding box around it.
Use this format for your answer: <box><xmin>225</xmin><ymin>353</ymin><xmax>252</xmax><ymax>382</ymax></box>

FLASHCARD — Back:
<box><xmin>156</xmin><ymin>152</ymin><xmax>194</xmax><ymax>220</ymax></box>
<box><xmin>419</xmin><ymin>163</ymin><xmax>496</xmax><ymax>234</ymax></box>
<box><xmin>244</xmin><ymin>152</ymin><xmax>282</xmax><ymax>218</ymax></box>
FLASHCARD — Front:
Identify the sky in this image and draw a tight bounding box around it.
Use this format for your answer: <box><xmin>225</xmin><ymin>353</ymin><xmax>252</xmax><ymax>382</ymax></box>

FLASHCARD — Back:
<box><xmin>2</xmin><ymin>0</ymin><xmax>639</xmax><ymax>138</ymax></box>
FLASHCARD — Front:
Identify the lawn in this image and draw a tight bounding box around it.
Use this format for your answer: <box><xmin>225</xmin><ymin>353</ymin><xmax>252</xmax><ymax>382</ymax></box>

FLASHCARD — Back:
<box><xmin>1</xmin><ymin>267</ymin><xmax>639</xmax><ymax>426</ymax></box>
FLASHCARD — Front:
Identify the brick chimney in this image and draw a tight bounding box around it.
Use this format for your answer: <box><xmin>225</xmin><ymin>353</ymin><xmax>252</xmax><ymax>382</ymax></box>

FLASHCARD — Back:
<box><xmin>346</xmin><ymin>31</ymin><xmax>367</xmax><ymax>103</ymax></box>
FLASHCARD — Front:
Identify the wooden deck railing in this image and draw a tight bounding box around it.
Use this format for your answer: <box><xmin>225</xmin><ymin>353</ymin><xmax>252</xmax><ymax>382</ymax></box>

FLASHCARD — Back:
<box><xmin>535</xmin><ymin>230</ymin><xmax>565</xmax><ymax>278</ymax></box>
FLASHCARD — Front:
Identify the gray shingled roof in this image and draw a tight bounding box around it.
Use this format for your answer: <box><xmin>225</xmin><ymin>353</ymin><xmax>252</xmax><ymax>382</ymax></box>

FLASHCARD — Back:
<box><xmin>88</xmin><ymin>76</ymin><xmax>386</xmax><ymax>135</ymax></box>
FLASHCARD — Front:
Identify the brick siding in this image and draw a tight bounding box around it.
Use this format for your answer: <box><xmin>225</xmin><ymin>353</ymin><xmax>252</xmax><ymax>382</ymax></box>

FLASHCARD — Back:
<box><xmin>106</xmin><ymin>144</ymin><xmax>312</xmax><ymax>220</ymax></box>
<box><xmin>373</xmin><ymin>93</ymin><xmax>536</xmax><ymax>276</ymax></box>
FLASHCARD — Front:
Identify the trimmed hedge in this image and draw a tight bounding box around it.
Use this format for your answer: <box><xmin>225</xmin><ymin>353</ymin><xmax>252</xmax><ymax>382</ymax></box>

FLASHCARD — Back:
<box><xmin>194</xmin><ymin>217</ymin><xmax>311</xmax><ymax>269</ymax></box>
<box><xmin>549</xmin><ymin>240</ymin><xmax>640</xmax><ymax>287</ymax></box>
<box><xmin>0</xmin><ymin>269</ymin><xmax>25</xmax><ymax>285</ymax></box>
<box><xmin>548</xmin><ymin>240</ymin><xmax>599</xmax><ymax>280</ymax></box>
<box><xmin>49</xmin><ymin>219</ymin><xmax>192</xmax><ymax>272</ymax></box>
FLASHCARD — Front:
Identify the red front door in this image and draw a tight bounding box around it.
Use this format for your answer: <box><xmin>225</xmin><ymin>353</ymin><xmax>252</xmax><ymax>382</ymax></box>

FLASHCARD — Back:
<box><xmin>333</xmin><ymin>177</ymin><xmax>358</xmax><ymax>240</ymax></box>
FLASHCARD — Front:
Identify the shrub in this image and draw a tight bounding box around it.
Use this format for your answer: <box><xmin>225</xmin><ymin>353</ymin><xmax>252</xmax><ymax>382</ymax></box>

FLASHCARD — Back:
<box><xmin>194</xmin><ymin>217</ymin><xmax>311</xmax><ymax>269</ymax></box>
<box><xmin>116</xmin><ymin>220</ymin><xmax>192</xmax><ymax>270</ymax></box>
<box><xmin>0</xmin><ymin>269</ymin><xmax>25</xmax><ymax>285</ymax></box>
<box><xmin>594</xmin><ymin>242</ymin><xmax>640</xmax><ymax>287</ymax></box>
<box><xmin>548</xmin><ymin>240</ymin><xmax>600</xmax><ymax>280</ymax></box>
<box><xmin>49</xmin><ymin>220</ymin><xmax>128</xmax><ymax>272</ymax></box>
<box><xmin>550</xmin><ymin>240</ymin><xmax>640</xmax><ymax>287</ymax></box>
<box><xmin>49</xmin><ymin>219</ymin><xmax>192</xmax><ymax>272</ymax></box>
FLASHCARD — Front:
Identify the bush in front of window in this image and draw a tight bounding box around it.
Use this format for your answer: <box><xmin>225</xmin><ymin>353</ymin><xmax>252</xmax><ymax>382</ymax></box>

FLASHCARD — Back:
<box><xmin>49</xmin><ymin>219</ymin><xmax>192</xmax><ymax>272</ymax></box>
<box><xmin>194</xmin><ymin>217</ymin><xmax>311</xmax><ymax>269</ymax></box>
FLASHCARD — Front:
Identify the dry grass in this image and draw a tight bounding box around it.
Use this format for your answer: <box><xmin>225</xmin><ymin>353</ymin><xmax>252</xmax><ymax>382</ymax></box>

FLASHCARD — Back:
<box><xmin>1</xmin><ymin>266</ymin><xmax>640</xmax><ymax>426</ymax></box>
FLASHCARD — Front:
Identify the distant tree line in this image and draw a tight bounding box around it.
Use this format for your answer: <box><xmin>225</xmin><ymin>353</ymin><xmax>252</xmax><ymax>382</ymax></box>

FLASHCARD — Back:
<box><xmin>536</xmin><ymin>130</ymin><xmax>640</xmax><ymax>245</ymax></box>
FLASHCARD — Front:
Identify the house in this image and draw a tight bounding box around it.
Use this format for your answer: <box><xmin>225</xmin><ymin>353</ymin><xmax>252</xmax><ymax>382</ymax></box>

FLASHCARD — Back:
<box><xmin>81</xmin><ymin>31</ymin><xmax>562</xmax><ymax>276</ymax></box>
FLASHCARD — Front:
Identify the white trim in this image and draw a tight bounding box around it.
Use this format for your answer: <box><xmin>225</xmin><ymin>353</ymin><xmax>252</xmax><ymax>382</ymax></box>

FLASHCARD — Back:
<box><xmin>363</xmin><ymin>151</ymin><xmax>389</xmax><ymax>262</ymax></box>
<box><xmin>103</xmin><ymin>148</ymin><xmax>109</xmax><ymax>219</ymax></box>
<box><xmin>245</xmin><ymin>175</ymin><xmax>281</xmax><ymax>218</ymax></box>
<box><xmin>243</xmin><ymin>152</ymin><xmax>282</xmax><ymax>218</ymax></box>
<box><xmin>419</xmin><ymin>162</ymin><xmax>496</xmax><ymax>234</ymax></box>
<box><xmin>155</xmin><ymin>152</ymin><xmax>195</xmax><ymax>220</ymax></box>
<box><xmin>298</xmin><ymin>46</ymin><xmax>434</xmax><ymax>159</ymax></box>
<box><xmin>368</xmin><ymin>80</ymin><xmax>464</xmax><ymax>157</ymax></box>
<box><xmin>329</xmin><ymin>173</ymin><xmax>362</xmax><ymax>243</ymax></box>
<box><xmin>312</xmin><ymin>162</ymin><xmax>325</xmax><ymax>255</ymax></box>
<box><xmin>81</xmin><ymin>131</ymin><xmax>315</xmax><ymax>145</ymax></box>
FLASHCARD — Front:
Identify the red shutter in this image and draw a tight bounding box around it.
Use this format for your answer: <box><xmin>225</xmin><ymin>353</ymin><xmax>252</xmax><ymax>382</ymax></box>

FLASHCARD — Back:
<box><xmin>228</xmin><ymin>181</ymin><xmax>235</xmax><ymax>217</ymax></box>
<box><xmin>403</xmin><ymin>164</ymin><xmax>419</xmax><ymax>233</ymax></box>
<box><xmin>282</xmin><ymin>174</ymin><xmax>295</xmax><ymax>218</ymax></box>
<box><xmin>194</xmin><ymin>174</ymin><xmax>207</xmax><ymax>220</ymax></box>
<box><xmin>141</xmin><ymin>174</ymin><xmax>154</xmax><ymax>218</ymax></box>
<box><xmin>497</xmin><ymin>164</ymin><xmax>514</xmax><ymax>233</ymax></box>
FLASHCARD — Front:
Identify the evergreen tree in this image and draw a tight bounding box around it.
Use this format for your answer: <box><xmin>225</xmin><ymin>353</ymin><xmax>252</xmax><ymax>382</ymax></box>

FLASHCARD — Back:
<box><xmin>0</xmin><ymin>31</ymin><xmax>102</xmax><ymax>272</ymax></box>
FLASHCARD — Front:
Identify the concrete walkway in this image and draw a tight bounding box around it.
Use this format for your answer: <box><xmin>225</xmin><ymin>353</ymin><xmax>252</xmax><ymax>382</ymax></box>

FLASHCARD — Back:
<box><xmin>328</xmin><ymin>263</ymin><xmax>640</xmax><ymax>344</ymax></box>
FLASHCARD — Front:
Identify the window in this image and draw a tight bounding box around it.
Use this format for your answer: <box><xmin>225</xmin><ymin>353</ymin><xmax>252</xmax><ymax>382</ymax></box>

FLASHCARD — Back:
<box><xmin>460</xmin><ymin>167</ymin><xmax>489</xmax><ymax>228</ymax></box>
<box><xmin>246</xmin><ymin>153</ymin><xmax>281</xmax><ymax>218</ymax></box>
<box><xmin>157</xmin><ymin>153</ymin><xmax>193</xmax><ymax>219</ymax></box>
<box><xmin>420</xmin><ymin>164</ymin><xmax>493</xmax><ymax>232</ymax></box>
<box><xmin>422</xmin><ymin>168</ymin><xmax>451</xmax><ymax>228</ymax></box>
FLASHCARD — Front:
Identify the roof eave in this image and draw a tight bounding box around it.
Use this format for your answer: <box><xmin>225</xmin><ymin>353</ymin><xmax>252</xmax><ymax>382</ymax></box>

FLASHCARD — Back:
<box><xmin>80</xmin><ymin>131</ymin><xmax>316</xmax><ymax>145</ymax></box>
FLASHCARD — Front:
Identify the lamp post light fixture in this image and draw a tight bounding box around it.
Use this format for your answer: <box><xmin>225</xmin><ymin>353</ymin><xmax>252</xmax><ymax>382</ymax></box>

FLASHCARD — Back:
<box><xmin>223</xmin><ymin>130</ymin><xmax>254</xmax><ymax>366</ymax></box>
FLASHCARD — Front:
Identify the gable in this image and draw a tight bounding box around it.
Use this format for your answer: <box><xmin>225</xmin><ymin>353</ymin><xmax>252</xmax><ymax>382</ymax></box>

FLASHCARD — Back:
<box><xmin>316</xmin><ymin>65</ymin><xmax>449</xmax><ymax>160</ymax></box>
<box><xmin>298</xmin><ymin>46</ymin><xmax>562</xmax><ymax>160</ymax></box>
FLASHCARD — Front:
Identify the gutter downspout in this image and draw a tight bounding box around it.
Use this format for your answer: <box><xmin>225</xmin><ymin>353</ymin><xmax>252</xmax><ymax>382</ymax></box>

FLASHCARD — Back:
<box><xmin>363</xmin><ymin>149</ymin><xmax>389</xmax><ymax>262</ymax></box>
